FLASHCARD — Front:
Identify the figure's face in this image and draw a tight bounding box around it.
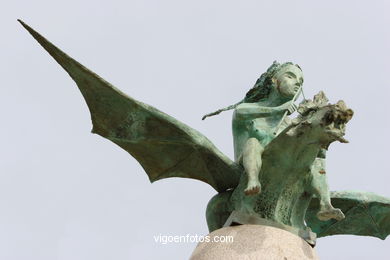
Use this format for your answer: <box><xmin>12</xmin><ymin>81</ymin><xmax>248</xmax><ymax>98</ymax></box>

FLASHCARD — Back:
<box><xmin>273</xmin><ymin>65</ymin><xmax>304</xmax><ymax>98</ymax></box>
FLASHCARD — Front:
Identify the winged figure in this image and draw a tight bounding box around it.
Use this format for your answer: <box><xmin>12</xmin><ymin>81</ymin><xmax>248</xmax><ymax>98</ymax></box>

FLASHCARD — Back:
<box><xmin>19</xmin><ymin>20</ymin><xmax>390</xmax><ymax>246</ymax></box>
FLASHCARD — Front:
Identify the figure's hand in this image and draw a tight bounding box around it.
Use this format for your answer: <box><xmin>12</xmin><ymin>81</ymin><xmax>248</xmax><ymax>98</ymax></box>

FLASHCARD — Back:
<box><xmin>287</xmin><ymin>102</ymin><xmax>297</xmax><ymax>115</ymax></box>
<box><xmin>280</xmin><ymin>101</ymin><xmax>297</xmax><ymax>115</ymax></box>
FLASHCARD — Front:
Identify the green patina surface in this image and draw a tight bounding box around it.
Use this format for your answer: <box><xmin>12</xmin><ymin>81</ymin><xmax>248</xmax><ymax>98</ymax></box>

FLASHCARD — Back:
<box><xmin>19</xmin><ymin>19</ymin><xmax>390</xmax><ymax>243</ymax></box>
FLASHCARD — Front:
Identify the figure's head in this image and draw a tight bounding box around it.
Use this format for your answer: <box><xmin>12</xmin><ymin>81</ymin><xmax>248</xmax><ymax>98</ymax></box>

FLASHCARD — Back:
<box><xmin>244</xmin><ymin>61</ymin><xmax>303</xmax><ymax>102</ymax></box>
<box><xmin>202</xmin><ymin>61</ymin><xmax>304</xmax><ymax>120</ymax></box>
<box><xmin>272</xmin><ymin>63</ymin><xmax>304</xmax><ymax>99</ymax></box>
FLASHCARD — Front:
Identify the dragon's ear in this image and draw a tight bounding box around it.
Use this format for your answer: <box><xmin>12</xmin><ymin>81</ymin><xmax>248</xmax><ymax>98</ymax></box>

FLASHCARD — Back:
<box><xmin>313</xmin><ymin>91</ymin><xmax>329</xmax><ymax>106</ymax></box>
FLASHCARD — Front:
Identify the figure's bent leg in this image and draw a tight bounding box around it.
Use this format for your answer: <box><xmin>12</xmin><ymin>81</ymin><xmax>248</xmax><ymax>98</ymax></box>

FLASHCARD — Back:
<box><xmin>310</xmin><ymin>158</ymin><xmax>345</xmax><ymax>221</ymax></box>
<box><xmin>242</xmin><ymin>137</ymin><xmax>264</xmax><ymax>196</ymax></box>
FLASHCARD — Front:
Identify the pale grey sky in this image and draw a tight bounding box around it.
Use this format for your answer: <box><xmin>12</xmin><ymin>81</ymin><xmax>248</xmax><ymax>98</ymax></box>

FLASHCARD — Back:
<box><xmin>2</xmin><ymin>0</ymin><xmax>390</xmax><ymax>259</ymax></box>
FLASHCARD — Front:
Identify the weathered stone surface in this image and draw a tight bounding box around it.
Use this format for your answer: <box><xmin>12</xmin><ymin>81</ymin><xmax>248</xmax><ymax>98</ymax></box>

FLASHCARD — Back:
<box><xmin>190</xmin><ymin>225</ymin><xmax>319</xmax><ymax>260</ymax></box>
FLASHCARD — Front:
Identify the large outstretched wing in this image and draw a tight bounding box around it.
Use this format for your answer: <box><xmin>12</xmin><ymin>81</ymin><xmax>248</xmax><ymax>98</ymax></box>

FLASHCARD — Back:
<box><xmin>19</xmin><ymin>20</ymin><xmax>241</xmax><ymax>192</ymax></box>
<box><xmin>306</xmin><ymin>191</ymin><xmax>390</xmax><ymax>239</ymax></box>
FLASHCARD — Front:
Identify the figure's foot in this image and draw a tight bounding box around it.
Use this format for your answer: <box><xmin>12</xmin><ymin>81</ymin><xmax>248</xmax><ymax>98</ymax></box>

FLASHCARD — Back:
<box><xmin>317</xmin><ymin>207</ymin><xmax>345</xmax><ymax>221</ymax></box>
<box><xmin>244</xmin><ymin>180</ymin><xmax>261</xmax><ymax>196</ymax></box>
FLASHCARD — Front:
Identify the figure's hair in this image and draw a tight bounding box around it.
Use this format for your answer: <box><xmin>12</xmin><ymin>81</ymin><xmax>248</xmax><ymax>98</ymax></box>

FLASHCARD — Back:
<box><xmin>202</xmin><ymin>61</ymin><xmax>301</xmax><ymax>120</ymax></box>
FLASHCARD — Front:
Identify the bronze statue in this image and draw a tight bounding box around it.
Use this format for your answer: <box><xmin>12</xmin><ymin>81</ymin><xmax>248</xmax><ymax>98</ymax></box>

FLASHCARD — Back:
<box><xmin>19</xmin><ymin>19</ymin><xmax>390</xmax><ymax>246</ymax></box>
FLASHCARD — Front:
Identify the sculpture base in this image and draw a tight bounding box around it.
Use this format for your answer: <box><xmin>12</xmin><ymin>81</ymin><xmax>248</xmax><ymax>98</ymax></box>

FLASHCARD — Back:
<box><xmin>224</xmin><ymin>210</ymin><xmax>316</xmax><ymax>246</ymax></box>
<box><xmin>190</xmin><ymin>225</ymin><xmax>319</xmax><ymax>260</ymax></box>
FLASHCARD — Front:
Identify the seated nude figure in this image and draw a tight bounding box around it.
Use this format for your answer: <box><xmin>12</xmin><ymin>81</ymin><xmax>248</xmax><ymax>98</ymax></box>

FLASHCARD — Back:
<box><xmin>205</xmin><ymin>61</ymin><xmax>344</xmax><ymax>221</ymax></box>
<box><xmin>233</xmin><ymin>62</ymin><xmax>301</xmax><ymax>195</ymax></box>
<box><xmin>235</xmin><ymin>62</ymin><xmax>344</xmax><ymax>220</ymax></box>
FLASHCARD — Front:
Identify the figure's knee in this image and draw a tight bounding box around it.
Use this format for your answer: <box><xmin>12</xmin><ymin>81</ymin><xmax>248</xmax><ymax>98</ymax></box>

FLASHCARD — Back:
<box><xmin>246</xmin><ymin>137</ymin><xmax>260</xmax><ymax>146</ymax></box>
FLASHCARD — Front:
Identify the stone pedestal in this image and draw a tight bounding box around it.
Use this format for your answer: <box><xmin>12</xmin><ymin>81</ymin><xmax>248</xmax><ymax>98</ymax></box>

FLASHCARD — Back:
<box><xmin>190</xmin><ymin>225</ymin><xmax>319</xmax><ymax>260</ymax></box>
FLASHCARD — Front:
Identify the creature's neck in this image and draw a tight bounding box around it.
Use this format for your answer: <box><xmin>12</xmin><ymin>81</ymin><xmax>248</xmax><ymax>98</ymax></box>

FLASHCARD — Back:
<box><xmin>263</xmin><ymin>87</ymin><xmax>290</xmax><ymax>107</ymax></box>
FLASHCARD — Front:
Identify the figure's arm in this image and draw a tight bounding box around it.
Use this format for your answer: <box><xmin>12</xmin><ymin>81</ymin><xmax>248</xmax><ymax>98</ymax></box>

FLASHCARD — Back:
<box><xmin>234</xmin><ymin>101</ymin><xmax>295</xmax><ymax>120</ymax></box>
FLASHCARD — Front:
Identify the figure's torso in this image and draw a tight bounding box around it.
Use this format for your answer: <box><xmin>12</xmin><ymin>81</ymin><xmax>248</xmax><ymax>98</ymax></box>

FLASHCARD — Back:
<box><xmin>232</xmin><ymin>111</ymin><xmax>291</xmax><ymax>162</ymax></box>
